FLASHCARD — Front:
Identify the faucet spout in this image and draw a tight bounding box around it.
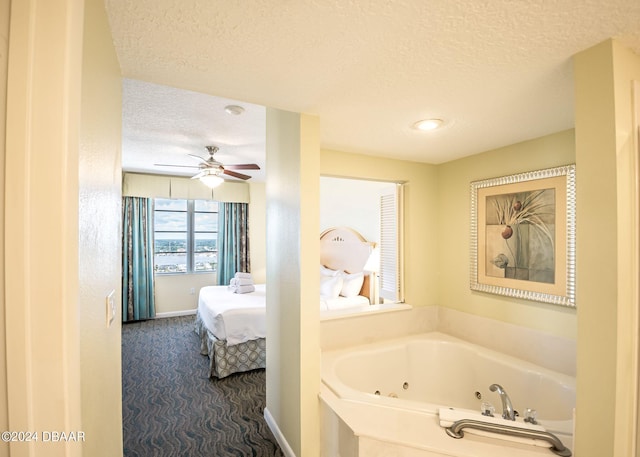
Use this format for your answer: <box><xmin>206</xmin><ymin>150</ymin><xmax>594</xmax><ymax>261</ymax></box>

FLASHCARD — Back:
<box><xmin>490</xmin><ymin>383</ymin><xmax>515</xmax><ymax>421</ymax></box>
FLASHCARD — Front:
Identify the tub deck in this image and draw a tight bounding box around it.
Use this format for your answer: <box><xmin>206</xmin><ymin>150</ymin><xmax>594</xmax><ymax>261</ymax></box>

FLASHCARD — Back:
<box><xmin>320</xmin><ymin>384</ymin><xmax>572</xmax><ymax>457</ymax></box>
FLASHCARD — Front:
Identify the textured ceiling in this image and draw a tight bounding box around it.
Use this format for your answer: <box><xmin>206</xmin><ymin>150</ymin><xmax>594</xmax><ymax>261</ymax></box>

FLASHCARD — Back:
<box><xmin>122</xmin><ymin>79</ymin><xmax>266</xmax><ymax>180</ymax></box>
<box><xmin>107</xmin><ymin>0</ymin><xmax>640</xmax><ymax>178</ymax></box>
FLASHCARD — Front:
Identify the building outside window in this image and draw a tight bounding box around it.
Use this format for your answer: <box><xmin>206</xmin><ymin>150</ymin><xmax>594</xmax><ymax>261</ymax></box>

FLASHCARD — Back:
<box><xmin>153</xmin><ymin>198</ymin><xmax>218</xmax><ymax>274</ymax></box>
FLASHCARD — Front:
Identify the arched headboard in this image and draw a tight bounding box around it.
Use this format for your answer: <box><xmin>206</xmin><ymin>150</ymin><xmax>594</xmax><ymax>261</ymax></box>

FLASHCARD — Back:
<box><xmin>320</xmin><ymin>226</ymin><xmax>375</xmax><ymax>300</ymax></box>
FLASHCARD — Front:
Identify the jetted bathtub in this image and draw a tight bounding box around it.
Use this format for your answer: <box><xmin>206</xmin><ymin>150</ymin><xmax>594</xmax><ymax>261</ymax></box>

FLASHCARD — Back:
<box><xmin>321</xmin><ymin>332</ymin><xmax>576</xmax><ymax>445</ymax></box>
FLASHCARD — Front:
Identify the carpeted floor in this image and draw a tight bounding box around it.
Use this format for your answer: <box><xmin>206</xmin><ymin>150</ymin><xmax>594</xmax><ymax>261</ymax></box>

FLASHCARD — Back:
<box><xmin>122</xmin><ymin>315</ymin><xmax>285</xmax><ymax>457</ymax></box>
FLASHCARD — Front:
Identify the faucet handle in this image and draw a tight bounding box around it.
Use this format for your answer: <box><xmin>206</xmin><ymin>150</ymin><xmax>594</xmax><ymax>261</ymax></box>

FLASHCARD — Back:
<box><xmin>524</xmin><ymin>408</ymin><xmax>538</xmax><ymax>424</ymax></box>
<box><xmin>480</xmin><ymin>401</ymin><xmax>495</xmax><ymax>417</ymax></box>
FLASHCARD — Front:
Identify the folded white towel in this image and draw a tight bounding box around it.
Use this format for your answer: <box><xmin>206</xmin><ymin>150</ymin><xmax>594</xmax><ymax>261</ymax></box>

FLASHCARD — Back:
<box><xmin>234</xmin><ymin>284</ymin><xmax>255</xmax><ymax>294</ymax></box>
<box><xmin>234</xmin><ymin>277</ymin><xmax>254</xmax><ymax>286</ymax></box>
<box><xmin>234</xmin><ymin>272</ymin><xmax>252</xmax><ymax>279</ymax></box>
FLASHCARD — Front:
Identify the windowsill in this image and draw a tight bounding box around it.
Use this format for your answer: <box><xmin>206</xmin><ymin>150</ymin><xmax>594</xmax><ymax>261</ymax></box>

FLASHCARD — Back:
<box><xmin>154</xmin><ymin>271</ymin><xmax>217</xmax><ymax>277</ymax></box>
<box><xmin>320</xmin><ymin>302</ymin><xmax>412</xmax><ymax>321</ymax></box>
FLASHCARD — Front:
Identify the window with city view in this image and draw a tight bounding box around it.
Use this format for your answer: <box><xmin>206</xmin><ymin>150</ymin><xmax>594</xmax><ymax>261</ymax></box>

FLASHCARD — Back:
<box><xmin>154</xmin><ymin>198</ymin><xmax>218</xmax><ymax>274</ymax></box>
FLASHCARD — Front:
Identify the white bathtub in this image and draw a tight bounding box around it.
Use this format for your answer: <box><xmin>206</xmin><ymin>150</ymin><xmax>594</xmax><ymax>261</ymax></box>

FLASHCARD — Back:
<box><xmin>321</xmin><ymin>332</ymin><xmax>576</xmax><ymax>443</ymax></box>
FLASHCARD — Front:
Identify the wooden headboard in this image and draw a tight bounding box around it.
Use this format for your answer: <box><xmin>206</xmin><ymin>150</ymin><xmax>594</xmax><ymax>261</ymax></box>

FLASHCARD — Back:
<box><xmin>320</xmin><ymin>227</ymin><xmax>375</xmax><ymax>300</ymax></box>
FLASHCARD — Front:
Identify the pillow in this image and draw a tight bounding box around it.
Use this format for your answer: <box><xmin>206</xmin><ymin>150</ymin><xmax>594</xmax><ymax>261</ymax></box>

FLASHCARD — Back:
<box><xmin>320</xmin><ymin>265</ymin><xmax>341</xmax><ymax>277</ymax></box>
<box><xmin>320</xmin><ymin>275</ymin><xmax>343</xmax><ymax>299</ymax></box>
<box><xmin>340</xmin><ymin>271</ymin><xmax>365</xmax><ymax>298</ymax></box>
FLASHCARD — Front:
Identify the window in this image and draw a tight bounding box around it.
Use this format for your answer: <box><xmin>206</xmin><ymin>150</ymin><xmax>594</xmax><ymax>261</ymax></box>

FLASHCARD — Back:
<box><xmin>153</xmin><ymin>198</ymin><xmax>218</xmax><ymax>274</ymax></box>
<box><xmin>320</xmin><ymin>176</ymin><xmax>404</xmax><ymax>304</ymax></box>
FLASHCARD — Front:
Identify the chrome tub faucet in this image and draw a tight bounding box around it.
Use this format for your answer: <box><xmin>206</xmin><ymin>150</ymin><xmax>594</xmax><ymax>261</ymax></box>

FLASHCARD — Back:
<box><xmin>490</xmin><ymin>383</ymin><xmax>516</xmax><ymax>421</ymax></box>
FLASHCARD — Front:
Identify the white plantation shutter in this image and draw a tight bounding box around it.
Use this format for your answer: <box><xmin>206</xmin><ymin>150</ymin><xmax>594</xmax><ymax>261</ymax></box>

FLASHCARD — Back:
<box><xmin>379</xmin><ymin>184</ymin><xmax>404</xmax><ymax>302</ymax></box>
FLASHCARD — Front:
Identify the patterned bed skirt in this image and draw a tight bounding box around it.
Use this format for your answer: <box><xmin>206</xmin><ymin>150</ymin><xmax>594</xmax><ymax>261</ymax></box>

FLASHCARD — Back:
<box><xmin>194</xmin><ymin>312</ymin><xmax>266</xmax><ymax>378</ymax></box>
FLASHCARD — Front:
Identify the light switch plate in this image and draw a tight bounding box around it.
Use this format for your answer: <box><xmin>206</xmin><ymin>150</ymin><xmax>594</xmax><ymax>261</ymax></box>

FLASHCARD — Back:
<box><xmin>106</xmin><ymin>289</ymin><xmax>115</xmax><ymax>327</ymax></box>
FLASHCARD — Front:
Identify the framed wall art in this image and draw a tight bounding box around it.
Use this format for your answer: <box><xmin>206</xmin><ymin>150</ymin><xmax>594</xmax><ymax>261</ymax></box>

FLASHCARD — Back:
<box><xmin>470</xmin><ymin>165</ymin><xmax>576</xmax><ymax>307</ymax></box>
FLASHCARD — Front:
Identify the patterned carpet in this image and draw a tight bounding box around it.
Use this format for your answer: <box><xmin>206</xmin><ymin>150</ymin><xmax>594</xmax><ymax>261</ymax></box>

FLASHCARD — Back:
<box><xmin>122</xmin><ymin>315</ymin><xmax>285</xmax><ymax>457</ymax></box>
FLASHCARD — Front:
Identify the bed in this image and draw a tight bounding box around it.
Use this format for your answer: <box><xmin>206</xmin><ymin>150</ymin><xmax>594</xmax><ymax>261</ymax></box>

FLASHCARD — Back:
<box><xmin>194</xmin><ymin>284</ymin><xmax>267</xmax><ymax>378</ymax></box>
<box><xmin>195</xmin><ymin>227</ymin><xmax>375</xmax><ymax>378</ymax></box>
<box><xmin>319</xmin><ymin>226</ymin><xmax>376</xmax><ymax>313</ymax></box>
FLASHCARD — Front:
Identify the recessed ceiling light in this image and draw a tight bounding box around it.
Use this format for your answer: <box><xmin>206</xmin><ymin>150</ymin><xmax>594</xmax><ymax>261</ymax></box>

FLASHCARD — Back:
<box><xmin>224</xmin><ymin>105</ymin><xmax>245</xmax><ymax>115</ymax></box>
<box><xmin>412</xmin><ymin>118</ymin><xmax>444</xmax><ymax>131</ymax></box>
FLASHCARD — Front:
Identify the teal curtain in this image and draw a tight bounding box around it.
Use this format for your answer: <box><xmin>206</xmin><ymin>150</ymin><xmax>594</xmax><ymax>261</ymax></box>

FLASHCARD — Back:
<box><xmin>217</xmin><ymin>202</ymin><xmax>250</xmax><ymax>285</ymax></box>
<box><xmin>122</xmin><ymin>197</ymin><xmax>155</xmax><ymax>321</ymax></box>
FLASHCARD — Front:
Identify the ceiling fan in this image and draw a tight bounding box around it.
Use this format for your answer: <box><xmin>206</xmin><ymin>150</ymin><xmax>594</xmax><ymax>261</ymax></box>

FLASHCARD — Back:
<box><xmin>155</xmin><ymin>145</ymin><xmax>260</xmax><ymax>186</ymax></box>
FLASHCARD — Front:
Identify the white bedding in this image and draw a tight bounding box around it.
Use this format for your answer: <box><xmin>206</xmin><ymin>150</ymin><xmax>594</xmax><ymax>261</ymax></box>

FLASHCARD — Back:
<box><xmin>197</xmin><ymin>284</ymin><xmax>266</xmax><ymax>346</ymax></box>
<box><xmin>320</xmin><ymin>294</ymin><xmax>370</xmax><ymax>311</ymax></box>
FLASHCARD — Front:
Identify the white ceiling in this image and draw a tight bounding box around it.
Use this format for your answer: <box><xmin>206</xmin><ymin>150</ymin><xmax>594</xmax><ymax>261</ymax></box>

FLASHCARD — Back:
<box><xmin>108</xmin><ymin>0</ymin><xmax>640</xmax><ymax>180</ymax></box>
<box><xmin>122</xmin><ymin>79</ymin><xmax>267</xmax><ymax>180</ymax></box>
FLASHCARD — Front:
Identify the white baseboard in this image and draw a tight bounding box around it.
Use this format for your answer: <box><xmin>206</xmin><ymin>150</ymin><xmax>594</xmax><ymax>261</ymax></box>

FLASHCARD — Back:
<box><xmin>154</xmin><ymin>309</ymin><xmax>197</xmax><ymax>319</ymax></box>
<box><xmin>264</xmin><ymin>407</ymin><xmax>296</xmax><ymax>457</ymax></box>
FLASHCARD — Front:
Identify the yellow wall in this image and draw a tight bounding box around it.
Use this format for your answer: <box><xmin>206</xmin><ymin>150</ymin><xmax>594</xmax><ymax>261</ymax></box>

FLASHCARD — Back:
<box><xmin>266</xmin><ymin>110</ymin><xmax>321</xmax><ymax>456</ymax></box>
<box><xmin>437</xmin><ymin>130</ymin><xmax>577</xmax><ymax>339</ymax></box>
<box><xmin>321</xmin><ymin>150</ymin><xmax>439</xmax><ymax>306</ymax></box>
<box><xmin>321</xmin><ymin>141</ymin><xmax>578</xmax><ymax>339</ymax></box>
<box><xmin>574</xmin><ymin>39</ymin><xmax>640</xmax><ymax>457</ymax></box>
<box><xmin>79</xmin><ymin>1</ymin><xmax>124</xmax><ymax>455</ymax></box>
<box><xmin>298</xmin><ymin>115</ymin><xmax>321</xmax><ymax>456</ymax></box>
<box><xmin>611</xmin><ymin>49</ymin><xmax>640</xmax><ymax>457</ymax></box>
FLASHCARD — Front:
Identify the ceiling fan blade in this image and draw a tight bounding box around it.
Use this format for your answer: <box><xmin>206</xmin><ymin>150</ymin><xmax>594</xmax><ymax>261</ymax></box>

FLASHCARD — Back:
<box><xmin>154</xmin><ymin>163</ymin><xmax>200</xmax><ymax>168</ymax></box>
<box><xmin>187</xmin><ymin>154</ymin><xmax>209</xmax><ymax>164</ymax></box>
<box><xmin>223</xmin><ymin>163</ymin><xmax>260</xmax><ymax>170</ymax></box>
<box><xmin>222</xmin><ymin>169</ymin><xmax>251</xmax><ymax>180</ymax></box>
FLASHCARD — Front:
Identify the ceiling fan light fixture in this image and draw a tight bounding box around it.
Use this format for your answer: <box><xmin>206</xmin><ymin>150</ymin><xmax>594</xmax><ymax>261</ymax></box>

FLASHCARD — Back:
<box><xmin>199</xmin><ymin>173</ymin><xmax>224</xmax><ymax>188</ymax></box>
<box><xmin>412</xmin><ymin>118</ymin><xmax>444</xmax><ymax>131</ymax></box>
<box><xmin>224</xmin><ymin>105</ymin><xmax>245</xmax><ymax>116</ymax></box>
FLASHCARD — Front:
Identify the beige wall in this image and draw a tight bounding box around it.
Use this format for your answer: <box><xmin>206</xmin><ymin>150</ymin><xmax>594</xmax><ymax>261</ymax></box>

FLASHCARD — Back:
<box><xmin>3</xmin><ymin>1</ymin><xmax>123</xmax><ymax>456</ymax></box>
<box><xmin>249</xmin><ymin>181</ymin><xmax>267</xmax><ymax>284</ymax></box>
<box><xmin>4</xmin><ymin>0</ymin><xmax>85</xmax><ymax>455</ymax></box>
<box><xmin>0</xmin><ymin>0</ymin><xmax>8</xmax><ymax>448</ymax></box>
<box><xmin>437</xmin><ymin>130</ymin><xmax>577</xmax><ymax>339</ymax></box>
<box><xmin>574</xmin><ymin>39</ymin><xmax>640</xmax><ymax>457</ymax></box>
<box><xmin>79</xmin><ymin>1</ymin><xmax>124</xmax><ymax>455</ymax></box>
<box><xmin>266</xmin><ymin>110</ymin><xmax>321</xmax><ymax>456</ymax></box>
<box><xmin>321</xmin><ymin>150</ymin><xmax>439</xmax><ymax>306</ymax></box>
<box><xmin>154</xmin><ymin>274</ymin><xmax>216</xmax><ymax>314</ymax></box>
